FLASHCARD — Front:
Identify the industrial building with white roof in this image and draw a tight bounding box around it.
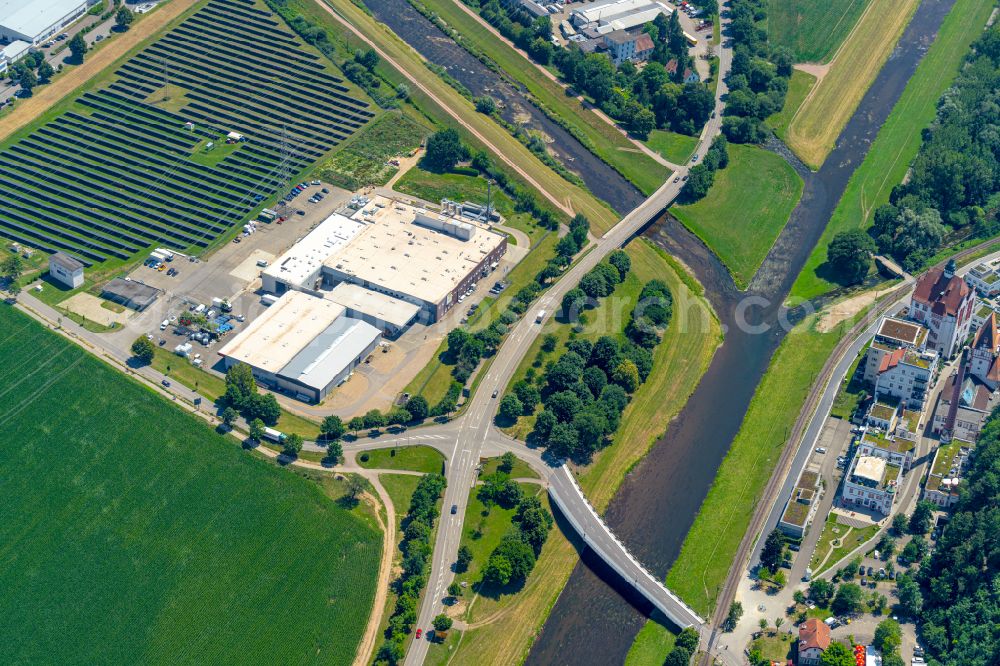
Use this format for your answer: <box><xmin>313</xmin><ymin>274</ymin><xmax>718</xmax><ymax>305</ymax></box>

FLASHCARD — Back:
<box><xmin>218</xmin><ymin>291</ymin><xmax>381</xmax><ymax>403</ymax></box>
<box><xmin>0</xmin><ymin>0</ymin><xmax>89</xmax><ymax>45</ymax></box>
<box><xmin>261</xmin><ymin>196</ymin><xmax>507</xmax><ymax>326</ymax></box>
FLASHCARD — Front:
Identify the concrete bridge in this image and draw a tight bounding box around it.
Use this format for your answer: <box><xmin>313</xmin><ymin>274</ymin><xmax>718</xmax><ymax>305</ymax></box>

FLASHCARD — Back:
<box><xmin>547</xmin><ymin>464</ymin><xmax>705</xmax><ymax>630</ymax></box>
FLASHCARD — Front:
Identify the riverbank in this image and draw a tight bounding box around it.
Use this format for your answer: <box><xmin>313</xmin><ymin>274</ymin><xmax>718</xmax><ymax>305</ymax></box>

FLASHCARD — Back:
<box><xmin>790</xmin><ymin>0</ymin><xmax>997</xmax><ymax>302</ymax></box>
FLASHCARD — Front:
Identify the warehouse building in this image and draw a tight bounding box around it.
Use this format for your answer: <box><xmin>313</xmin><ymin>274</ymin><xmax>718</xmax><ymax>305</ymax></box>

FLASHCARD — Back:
<box><xmin>0</xmin><ymin>0</ymin><xmax>89</xmax><ymax>46</ymax></box>
<box><xmin>217</xmin><ymin>291</ymin><xmax>381</xmax><ymax>403</ymax></box>
<box><xmin>101</xmin><ymin>278</ymin><xmax>159</xmax><ymax>311</ymax></box>
<box><xmin>261</xmin><ymin>196</ymin><xmax>507</xmax><ymax>325</ymax></box>
<box><xmin>327</xmin><ymin>282</ymin><xmax>420</xmax><ymax>339</ymax></box>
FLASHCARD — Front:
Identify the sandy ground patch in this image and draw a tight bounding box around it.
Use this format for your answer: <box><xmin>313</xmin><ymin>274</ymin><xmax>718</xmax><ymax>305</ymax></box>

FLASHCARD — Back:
<box><xmin>62</xmin><ymin>292</ymin><xmax>132</xmax><ymax>327</ymax></box>
<box><xmin>817</xmin><ymin>283</ymin><xmax>901</xmax><ymax>332</ymax></box>
<box><xmin>0</xmin><ymin>0</ymin><xmax>201</xmax><ymax>143</ymax></box>
<box><xmin>384</xmin><ymin>149</ymin><xmax>423</xmax><ymax>190</ymax></box>
<box><xmin>229</xmin><ymin>249</ymin><xmax>275</xmax><ymax>282</ymax></box>
<box><xmin>794</xmin><ymin>62</ymin><xmax>831</xmax><ymax>82</ymax></box>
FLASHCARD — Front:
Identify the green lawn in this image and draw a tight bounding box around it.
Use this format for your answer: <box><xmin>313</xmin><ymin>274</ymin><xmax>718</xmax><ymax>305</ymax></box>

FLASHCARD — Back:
<box><xmin>751</xmin><ymin>633</ymin><xmax>796</xmax><ymax>662</ymax></box>
<box><xmin>425</xmin><ymin>628</ymin><xmax>462</xmax><ymax>665</ymax></box>
<box><xmin>358</xmin><ymin>445</ymin><xmax>446</xmax><ymax>474</ymax></box>
<box><xmin>479</xmin><ymin>454</ymin><xmax>539</xmax><ymax>479</ymax></box>
<box><xmin>666</xmin><ymin>307</ymin><xmax>863</xmax><ymax>617</ymax></box>
<box><xmin>789</xmin><ymin>0</ymin><xmax>996</xmax><ymax>302</ymax></box>
<box><xmin>408</xmin><ymin>0</ymin><xmax>669</xmax><ymax>194</ymax></box>
<box><xmin>811</xmin><ymin>514</ymin><xmax>880</xmax><ymax>573</ymax></box>
<box><xmin>645</xmin><ymin>130</ymin><xmax>698</xmax><ymax>165</ymax></box>
<box><xmin>625</xmin><ymin>621</ymin><xmax>677</xmax><ymax>666</ymax></box>
<box><xmin>670</xmin><ymin>144</ymin><xmax>803</xmax><ymax>289</ymax></box>
<box><xmin>767</xmin><ymin>0</ymin><xmax>872</xmax><ymax>63</ymax></box>
<box><xmin>0</xmin><ymin>304</ymin><xmax>380</xmax><ymax>664</ymax></box>
<box><xmin>766</xmin><ymin>69</ymin><xmax>817</xmax><ymax>141</ymax></box>
<box><xmin>829</xmin><ymin>344</ymin><xmax>869</xmax><ymax>420</ymax></box>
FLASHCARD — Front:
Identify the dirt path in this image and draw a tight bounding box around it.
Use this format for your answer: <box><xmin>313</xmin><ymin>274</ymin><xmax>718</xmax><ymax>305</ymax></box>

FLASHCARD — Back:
<box><xmin>0</xmin><ymin>0</ymin><xmax>201</xmax><ymax>143</ymax></box>
<box><xmin>316</xmin><ymin>0</ymin><xmax>573</xmax><ymax>216</ymax></box>
<box><xmin>794</xmin><ymin>62</ymin><xmax>831</xmax><ymax>82</ymax></box>
<box><xmin>352</xmin><ymin>474</ymin><xmax>396</xmax><ymax>666</ymax></box>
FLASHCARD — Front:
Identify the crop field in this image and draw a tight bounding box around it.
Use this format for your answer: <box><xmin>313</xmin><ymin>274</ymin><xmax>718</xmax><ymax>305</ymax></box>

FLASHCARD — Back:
<box><xmin>0</xmin><ymin>305</ymin><xmax>380</xmax><ymax>663</ymax></box>
<box><xmin>767</xmin><ymin>0</ymin><xmax>871</xmax><ymax>63</ymax></box>
<box><xmin>0</xmin><ymin>0</ymin><xmax>373</xmax><ymax>265</ymax></box>
<box><xmin>784</xmin><ymin>0</ymin><xmax>920</xmax><ymax>168</ymax></box>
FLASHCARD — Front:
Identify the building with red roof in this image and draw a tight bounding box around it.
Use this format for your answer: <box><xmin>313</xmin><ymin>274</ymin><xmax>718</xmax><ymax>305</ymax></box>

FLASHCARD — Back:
<box><xmin>798</xmin><ymin>618</ymin><xmax>831</xmax><ymax>666</ymax></box>
<box><xmin>909</xmin><ymin>259</ymin><xmax>975</xmax><ymax>358</ymax></box>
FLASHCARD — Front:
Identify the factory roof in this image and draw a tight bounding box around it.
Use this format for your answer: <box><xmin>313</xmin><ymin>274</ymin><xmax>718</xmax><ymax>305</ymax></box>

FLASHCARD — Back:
<box><xmin>217</xmin><ymin>291</ymin><xmax>347</xmax><ymax>373</ymax></box>
<box><xmin>324</xmin><ymin>196</ymin><xmax>505</xmax><ymax>305</ymax></box>
<box><xmin>262</xmin><ymin>212</ymin><xmax>366</xmax><ymax>289</ymax></box>
<box><xmin>279</xmin><ymin>315</ymin><xmax>381</xmax><ymax>391</ymax></box>
<box><xmin>0</xmin><ymin>0</ymin><xmax>83</xmax><ymax>40</ymax></box>
<box><xmin>572</xmin><ymin>0</ymin><xmax>665</xmax><ymax>23</ymax></box>
<box><xmin>326</xmin><ymin>282</ymin><xmax>421</xmax><ymax>328</ymax></box>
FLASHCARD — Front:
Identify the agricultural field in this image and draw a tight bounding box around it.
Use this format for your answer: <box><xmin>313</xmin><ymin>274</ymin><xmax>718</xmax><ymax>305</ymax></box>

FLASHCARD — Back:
<box><xmin>784</xmin><ymin>0</ymin><xmax>920</xmax><ymax>168</ymax></box>
<box><xmin>789</xmin><ymin>0</ymin><xmax>996</xmax><ymax>301</ymax></box>
<box><xmin>0</xmin><ymin>305</ymin><xmax>381</xmax><ymax>663</ymax></box>
<box><xmin>0</xmin><ymin>0</ymin><xmax>374</xmax><ymax>265</ymax></box>
<box><xmin>767</xmin><ymin>0</ymin><xmax>872</xmax><ymax>63</ymax></box>
<box><xmin>670</xmin><ymin>144</ymin><xmax>803</xmax><ymax>289</ymax></box>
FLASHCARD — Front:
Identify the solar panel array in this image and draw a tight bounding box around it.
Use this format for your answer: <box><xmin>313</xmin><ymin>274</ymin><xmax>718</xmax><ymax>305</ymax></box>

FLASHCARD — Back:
<box><xmin>0</xmin><ymin>0</ymin><xmax>373</xmax><ymax>265</ymax></box>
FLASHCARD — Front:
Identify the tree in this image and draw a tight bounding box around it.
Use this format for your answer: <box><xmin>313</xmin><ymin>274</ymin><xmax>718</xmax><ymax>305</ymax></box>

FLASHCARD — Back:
<box><xmin>809</xmin><ymin>578</ymin><xmax>834</xmax><ymax>606</ymax></box>
<box><xmin>456</xmin><ymin>544</ymin><xmax>473</xmax><ymax>572</ymax></box>
<box><xmin>130</xmin><ymin>335</ymin><xmax>155</xmax><ymax>364</ymax></box>
<box><xmin>321</xmin><ymin>415</ymin><xmax>345</xmax><ymax>441</ymax></box>
<box><xmin>680</xmin><ymin>163</ymin><xmax>714</xmax><ymax>202</ymax></box>
<box><xmin>432</xmin><ymin>614</ymin><xmax>452</xmax><ymax>632</ymax></box>
<box><xmin>608</xmin><ymin>249</ymin><xmax>631</xmax><ymax>281</ymax></box>
<box><xmin>37</xmin><ymin>60</ymin><xmax>54</xmax><ymax>84</ymax></box>
<box><xmin>827</xmin><ymin>230</ymin><xmax>876</xmax><ymax>285</ymax></box>
<box><xmin>406</xmin><ymin>395</ymin><xmax>429</xmax><ymax>421</ymax></box>
<box><xmin>498</xmin><ymin>394</ymin><xmax>523</xmax><ymax>421</ymax></box>
<box><xmin>474</xmin><ymin>95</ymin><xmax>497</xmax><ymax>114</ymax></box>
<box><xmin>18</xmin><ymin>68</ymin><xmax>36</xmax><ymax>95</ymax></box>
<box><xmin>483</xmin><ymin>553</ymin><xmax>512</xmax><ymax>585</ymax></box>
<box><xmin>772</xmin><ymin>569</ymin><xmax>786</xmax><ymax>588</ymax></box>
<box><xmin>891</xmin><ymin>512</ymin><xmax>908</xmax><ymax>536</ymax></box>
<box><xmin>423</xmin><ymin>128</ymin><xmax>467</xmax><ymax>172</ymax></box>
<box><xmin>909</xmin><ymin>499</ymin><xmax>934</xmax><ymax>535</ymax></box>
<box><xmin>346</xmin><ymin>474</ymin><xmax>367</xmax><ymax>500</ymax></box>
<box><xmin>831</xmin><ymin>582</ymin><xmax>864</xmax><ymax>615</ymax></box>
<box><xmin>498</xmin><ymin>451</ymin><xmax>516</xmax><ymax>474</ymax></box>
<box><xmin>363</xmin><ymin>409</ymin><xmax>387</xmax><ymax>430</ymax></box>
<box><xmin>675</xmin><ymin>627</ymin><xmax>699</xmax><ymax>653</ymax></box>
<box><xmin>894</xmin><ymin>574</ymin><xmax>922</xmax><ymax>618</ymax></box>
<box><xmin>224</xmin><ymin>363</ymin><xmax>257</xmax><ymax>411</ymax></box>
<box><xmin>820</xmin><ymin>642</ymin><xmax>854</xmax><ymax>666</ymax></box>
<box><xmin>221</xmin><ymin>406</ymin><xmax>238</xmax><ymax>428</ymax></box>
<box><xmin>68</xmin><ymin>33</ymin><xmax>87</xmax><ymax>62</ymax></box>
<box><xmin>629</xmin><ymin>106</ymin><xmax>656</xmax><ymax>139</ymax></box>
<box><xmin>758</xmin><ymin>618</ymin><xmax>768</xmax><ymax>633</ymax></box>
<box><xmin>663</xmin><ymin>646</ymin><xmax>692</xmax><ymax>666</ymax></box>
<box><xmin>115</xmin><ymin>6</ymin><xmax>134</xmax><ymax>30</ymax></box>
<box><xmin>722</xmin><ymin>601</ymin><xmax>742</xmax><ymax>631</ymax></box>
<box><xmin>248</xmin><ymin>418</ymin><xmax>265</xmax><ymax>442</ymax></box>
<box><xmin>561</xmin><ymin>287</ymin><xmax>588</xmax><ymax>320</ymax></box>
<box><xmin>348</xmin><ymin>416</ymin><xmax>365</xmax><ymax>434</ymax></box>
<box><xmin>447</xmin><ymin>581</ymin><xmax>462</xmax><ymax>597</ymax></box>
<box><xmin>759</xmin><ymin>529</ymin><xmax>785</xmax><ymax>573</ymax></box>
<box><xmin>326</xmin><ymin>440</ymin><xmax>343</xmax><ymax>464</ymax></box>
<box><xmin>611</xmin><ymin>359</ymin><xmax>640</xmax><ymax>392</ymax></box>
<box><xmin>1</xmin><ymin>253</ymin><xmax>23</xmax><ymax>281</ymax></box>
<box><xmin>546</xmin><ymin>421</ymin><xmax>579</xmax><ymax>458</ymax></box>
<box><xmin>282</xmin><ymin>433</ymin><xmax>303</xmax><ymax>457</ymax></box>
<box><xmin>773</xmin><ymin>616</ymin><xmax>783</xmax><ymax>632</ymax></box>
<box><xmin>874</xmin><ymin>618</ymin><xmax>902</xmax><ymax>654</ymax></box>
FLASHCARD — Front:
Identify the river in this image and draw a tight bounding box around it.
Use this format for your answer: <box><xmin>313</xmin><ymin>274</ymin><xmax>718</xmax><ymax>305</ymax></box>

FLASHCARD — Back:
<box><xmin>526</xmin><ymin>0</ymin><xmax>957</xmax><ymax>662</ymax></box>
<box><xmin>360</xmin><ymin>0</ymin><xmax>646</xmax><ymax>214</ymax></box>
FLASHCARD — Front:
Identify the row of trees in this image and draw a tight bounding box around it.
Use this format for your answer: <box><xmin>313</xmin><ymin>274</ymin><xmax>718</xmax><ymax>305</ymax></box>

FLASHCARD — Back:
<box><xmin>679</xmin><ymin>134</ymin><xmax>730</xmax><ymax>202</ymax></box>
<box><xmin>223</xmin><ymin>363</ymin><xmax>282</xmax><ymax>426</ymax></box>
<box><xmin>376</xmin><ymin>473</ymin><xmax>447</xmax><ymax>665</ymax></box>
<box><xmin>910</xmin><ymin>412</ymin><xmax>1000</xmax><ymax>664</ymax></box>
<box><xmin>720</xmin><ymin>0</ymin><xmax>792</xmax><ymax>144</ymax></box>
<box><xmin>511</xmin><ymin>265</ymin><xmax>673</xmax><ymax>461</ymax></box>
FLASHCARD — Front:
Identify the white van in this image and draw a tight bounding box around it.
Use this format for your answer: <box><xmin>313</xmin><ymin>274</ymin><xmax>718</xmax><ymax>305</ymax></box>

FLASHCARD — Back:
<box><xmin>160</xmin><ymin>319</ymin><xmax>169</xmax><ymax>331</ymax></box>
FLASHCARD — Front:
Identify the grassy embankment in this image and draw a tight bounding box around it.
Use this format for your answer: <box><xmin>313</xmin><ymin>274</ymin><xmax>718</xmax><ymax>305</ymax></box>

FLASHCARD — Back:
<box><xmin>358</xmin><ymin>445</ymin><xmax>446</xmax><ymax>474</ymax></box>
<box><xmin>765</xmin><ymin>69</ymin><xmax>816</xmax><ymax>141</ymax></box>
<box><xmin>448</xmin><ymin>240</ymin><xmax>721</xmax><ymax>665</ymax></box>
<box><xmin>664</xmin><ymin>309</ymin><xmax>865</xmax><ymax>618</ymax></box>
<box><xmin>0</xmin><ymin>305</ymin><xmax>380</xmax><ymax>664</ymax></box>
<box><xmin>670</xmin><ymin>144</ymin><xmax>803</xmax><ymax>289</ymax></box>
<box><xmin>405</xmin><ymin>0</ymin><xmax>670</xmax><ymax>194</ymax></box>
<box><xmin>766</xmin><ymin>0</ymin><xmax>873</xmax><ymax>63</ymax></box>
<box><xmin>790</xmin><ymin>0</ymin><xmax>997</xmax><ymax>301</ymax></box>
<box><xmin>784</xmin><ymin>0</ymin><xmax>920</xmax><ymax>168</ymax></box>
<box><xmin>321</xmin><ymin>0</ymin><xmax>619</xmax><ymax>233</ymax></box>
<box><xmin>645</xmin><ymin>130</ymin><xmax>698</xmax><ymax>165</ymax></box>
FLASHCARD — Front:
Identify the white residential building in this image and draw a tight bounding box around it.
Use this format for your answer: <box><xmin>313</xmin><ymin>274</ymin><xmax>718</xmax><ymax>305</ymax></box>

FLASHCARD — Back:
<box><xmin>964</xmin><ymin>261</ymin><xmax>1000</xmax><ymax>296</ymax></box>
<box><xmin>48</xmin><ymin>251</ymin><xmax>83</xmax><ymax>289</ymax></box>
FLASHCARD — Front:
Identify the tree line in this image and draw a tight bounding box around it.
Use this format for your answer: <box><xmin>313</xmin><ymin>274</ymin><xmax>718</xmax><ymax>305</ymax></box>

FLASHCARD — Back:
<box><xmin>376</xmin><ymin>473</ymin><xmax>447</xmax><ymax>665</ymax></box>
<box><xmin>720</xmin><ymin>0</ymin><xmax>792</xmax><ymax>144</ymax></box>
<box><xmin>500</xmin><ymin>256</ymin><xmax>673</xmax><ymax>462</ymax></box>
